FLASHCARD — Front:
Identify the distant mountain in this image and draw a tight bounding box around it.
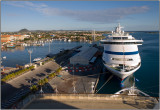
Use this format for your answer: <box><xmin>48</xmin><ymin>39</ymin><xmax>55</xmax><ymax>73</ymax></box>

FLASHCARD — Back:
<box><xmin>19</xmin><ymin>28</ymin><xmax>29</xmax><ymax>33</ymax></box>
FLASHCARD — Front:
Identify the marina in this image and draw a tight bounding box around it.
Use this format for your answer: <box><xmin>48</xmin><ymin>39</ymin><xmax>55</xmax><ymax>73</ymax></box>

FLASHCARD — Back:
<box><xmin>1</xmin><ymin>0</ymin><xmax>159</xmax><ymax>109</ymax></box>
<box><xmin>1</xmin><ymin>31</ymin><xmax>159</xmax><ymax>109</ymax></box>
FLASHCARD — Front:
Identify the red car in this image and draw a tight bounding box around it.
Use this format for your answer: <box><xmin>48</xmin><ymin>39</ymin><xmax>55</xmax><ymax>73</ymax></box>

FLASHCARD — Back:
<box><xmin>1</xmin><ymin>72</ymin><xmax>5</xmax><ymax>75</ymax></box>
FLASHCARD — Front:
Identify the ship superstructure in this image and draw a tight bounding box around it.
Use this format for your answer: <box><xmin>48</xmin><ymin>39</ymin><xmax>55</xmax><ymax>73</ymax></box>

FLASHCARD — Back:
<box><xmin>100</xmin><ymin>24</ymin><xmax>143</xmax><ymax>80</ymax></box>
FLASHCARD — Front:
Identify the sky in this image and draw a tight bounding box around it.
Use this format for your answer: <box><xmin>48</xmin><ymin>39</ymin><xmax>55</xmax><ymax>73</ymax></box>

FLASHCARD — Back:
<box><xmin>1</xmin><ymin>1</ymin><xmax>159</xmax><ymax>32</ymax></box>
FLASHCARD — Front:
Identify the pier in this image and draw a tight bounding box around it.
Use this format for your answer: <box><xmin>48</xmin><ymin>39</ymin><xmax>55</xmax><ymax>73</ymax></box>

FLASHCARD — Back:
<box><xmin>18</xmin><ymin>94</ymin><xmax>159</xmax><ymax>109</ymax></box>
<box><xmin>1</xmin><ymin>45</ymin><xmax>159</xmax><ymax>109</ymax></box>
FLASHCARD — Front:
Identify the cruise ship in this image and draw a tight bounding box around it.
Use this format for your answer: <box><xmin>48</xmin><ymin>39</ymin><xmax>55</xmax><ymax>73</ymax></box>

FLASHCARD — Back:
<box><xmin>100</xmin><ymin>24</ymin><xmax>143</xmax><ymax>80</ymax></box>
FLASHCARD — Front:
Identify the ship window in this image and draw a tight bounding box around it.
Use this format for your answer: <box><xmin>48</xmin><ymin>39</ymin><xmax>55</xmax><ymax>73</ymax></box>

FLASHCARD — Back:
<box><xmin>101</xmin><ymin>42</ymin><xmax>142</xmax><ymax>45</ymax></box>
<box><xmin>111</xmin><ymin>58</ymin><xmax>133</xmax><ymax>61</ymax></box>
<box><xmin>113</xmin><ymin>37</ymin><xmax>128</xmax><ymax>40</ymax></box>
<box><xmin>113</xmin><ymin>37</ymin><xmax>121</xmax><ymax>40</ymax></box>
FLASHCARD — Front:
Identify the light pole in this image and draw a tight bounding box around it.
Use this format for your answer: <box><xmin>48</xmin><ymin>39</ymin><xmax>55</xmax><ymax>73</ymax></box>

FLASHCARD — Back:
<box><xmin>27</xmin><ymin>49</ymin><xmax>33</xmax><ymax>66</ymax></box>
<box><xmin>72</xmin><ymin>64</ymin><xmax>77</xmax><ymax>94</ymax></box>
<box><xmin>90</xmin><ymin>82</ymin><xmax>95</xmax><ymax>94</ymax></box>
<box><xmin>29</xmin><ymin>80</ymin><xmax>32</xmax><ymax>87</ymax></box>
<box><xmin>49</xmin><ymin>41</ymin><xmax>51</xmax><ymax>53</ymax></box>
<box><xmin>39</xmin><ymin>78</ymin><xmax>43</xmax><ymax>94</ymax></box>
<box><xmin>55</xmin><ymin>85</ymin><xmax>59</xmax><ymax>94</ymax></box>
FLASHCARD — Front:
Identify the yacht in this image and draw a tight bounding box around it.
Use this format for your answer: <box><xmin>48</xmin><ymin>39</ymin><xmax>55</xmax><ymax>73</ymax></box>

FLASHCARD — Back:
<box><xmin>3</xmin><ymin>56</ymin><xmax>6</xmax><ymax>59</ymax></box>
<box><xmin>33</xmin><ymin>57</ymin><xmax>42</xmax><ymax>62</ymax></box>
<box><xmin>100</xmin><ymin>23</ymin><xmax>143</xmax><ymax>80</ymax></box>
<box><xmin>68</xmin><ymin>39</ymin><xmax>71</xmax><ymax>42</ymax></box>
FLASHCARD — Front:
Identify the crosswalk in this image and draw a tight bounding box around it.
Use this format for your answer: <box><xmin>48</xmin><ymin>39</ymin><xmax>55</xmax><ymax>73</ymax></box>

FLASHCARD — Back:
<box><xmin>1</xmin><ymin>88</ymin><xmax>30</xmax><ymax>109</ymax></box>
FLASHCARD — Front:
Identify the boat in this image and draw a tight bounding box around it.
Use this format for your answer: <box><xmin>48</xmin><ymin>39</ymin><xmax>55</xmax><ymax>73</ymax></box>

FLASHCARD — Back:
<box><xmin>113</xmin><ymin>77</ymin><xmax>149</xmax><ymax>97</ymax></box>
<box><xmin>3</xmin><ymin>56</ymin><xmax>6</xmax><ymax>59</ymax></box>
<box><xmin>33</xmin><ymin>57</ymin><xmax>42</xmax><ymax>62</ymax></box>
<box><xmin>64</xmin><ymin>39</ymin><xmax>67</xmax><ymax>42</ymax></box>
<box><xmin>68</xmin><ymin>39</ymin><xmax>71</xmax><ymax>42</ymax></box>
<box><xmin>100</xmin><ymin>23</ymin><xmax>143</xmax><ymax>80</ymax></box>
<box><xmin>6</xmin><ymin>43</ymin><xmax>16</xmax><ymax>48</ymax></box>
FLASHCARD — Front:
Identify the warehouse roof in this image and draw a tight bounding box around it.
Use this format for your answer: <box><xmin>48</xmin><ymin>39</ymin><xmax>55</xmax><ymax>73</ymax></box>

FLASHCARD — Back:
<box><xmin>70</xmin><ymin>46</ymin><xmax>98</xmax><ymax>61</ymax></box>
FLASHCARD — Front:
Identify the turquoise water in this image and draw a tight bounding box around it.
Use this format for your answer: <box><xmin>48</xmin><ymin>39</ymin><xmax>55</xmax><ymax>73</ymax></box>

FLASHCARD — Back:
<box><xmin>1</xmin><ymin>32</ymin><xmax>159</xmax><ymax>97</ymax></box>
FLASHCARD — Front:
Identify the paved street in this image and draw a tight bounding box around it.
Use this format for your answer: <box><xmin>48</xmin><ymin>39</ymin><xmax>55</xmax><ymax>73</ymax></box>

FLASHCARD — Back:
<box><xmin>1</xmin><ymin>48</ymin><xmax>76</xmax><ymax>108</ymax></box>
<box><xmin>1</xmin><ymin>61</ymin><xmax>59</xmax><ymax>102</ymax></box>
<box><xmin>1</xmin><ymin>46</ymin><xmax>102</xmax><ymax>108</ymax></box>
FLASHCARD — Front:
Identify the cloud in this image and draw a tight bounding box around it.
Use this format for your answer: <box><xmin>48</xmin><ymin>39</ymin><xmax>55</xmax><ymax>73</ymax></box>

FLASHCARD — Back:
<box><xmin>4</xmin><ymin>1</ymin><xmax>149</xmax><ymax>23</ymax></box>
<box><xmin>40</xmin><ymin>6</ymin><xmax>149</xmax><ymax>23</ymax></box>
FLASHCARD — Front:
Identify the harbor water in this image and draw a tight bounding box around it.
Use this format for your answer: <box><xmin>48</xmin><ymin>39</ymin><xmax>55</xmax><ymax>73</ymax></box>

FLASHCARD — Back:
<box><xmin>1</xmin><ymin>32</ymin><xmax>159</xmax><ymax>97</ymax></box>
<box><xmin>1</xmin><ymin>41</ymin><xmax>90</xmax><ymax>67</ymax></box>
<box><xmin>97</xmin><ymin>32</ymin><xmax>159</xmax><ymax>97</ymax></box>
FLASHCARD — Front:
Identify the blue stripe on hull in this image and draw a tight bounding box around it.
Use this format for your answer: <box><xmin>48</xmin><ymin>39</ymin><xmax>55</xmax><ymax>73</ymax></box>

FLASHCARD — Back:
<box><xmin>105</xmin><ymin>50</ymin><xmax>139</xmax><ymax>55</ymax></box>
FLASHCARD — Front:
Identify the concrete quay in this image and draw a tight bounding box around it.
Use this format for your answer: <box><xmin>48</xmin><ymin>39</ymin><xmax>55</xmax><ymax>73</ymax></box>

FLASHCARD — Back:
<box><xmin>23</xmin><ymin>94</ymin><xmax>158</xmax><ymax>109</ymax></box>
<box><xmin>48</xmin><ymin>51</ymin><xmax>103</xmax><ymax>94</ymax></box>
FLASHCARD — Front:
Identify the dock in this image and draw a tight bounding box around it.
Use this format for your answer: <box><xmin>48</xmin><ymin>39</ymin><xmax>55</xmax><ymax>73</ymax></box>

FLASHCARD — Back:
<box><xmin>21</xmin><ymin>94</ymin><xmax>159</xmax><ymax>109</ymax></box>
<box><xmin>2</xmin><ymin>44</ymin><xmax>158</xmax><ymax>109</ymax></box>
<box><xmin>1</xmin><ymin>45</ymin><xmax>102</xmax><ymax>109</ymax></box>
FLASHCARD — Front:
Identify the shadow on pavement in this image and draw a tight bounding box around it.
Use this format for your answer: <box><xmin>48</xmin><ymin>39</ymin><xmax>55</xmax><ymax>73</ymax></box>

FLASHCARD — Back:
<box><xmin>36</xmin><ymin>73</ymin><xmax>46</xmax><ymax>77</ymax></box>
<box><xmin>25</xmin><ymin>99</ymin><xmax>78</xmax><ymax>109</ymax></box>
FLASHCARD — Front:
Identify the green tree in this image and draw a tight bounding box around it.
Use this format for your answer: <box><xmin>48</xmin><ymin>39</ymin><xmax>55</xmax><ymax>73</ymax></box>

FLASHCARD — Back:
<box><xmin>56</xmin><ymin>67</ymin><xmax>62</xmax><ymax>73</ymax></box>
<box><xmin>30</xmin><ymin>85</ymin><xmax>38</xmax><ymax>92</ymax></box>
<box><xmin>44</xmin><ymin>78</ymin><xmax>48</xmax><ymax>83</ymax></box>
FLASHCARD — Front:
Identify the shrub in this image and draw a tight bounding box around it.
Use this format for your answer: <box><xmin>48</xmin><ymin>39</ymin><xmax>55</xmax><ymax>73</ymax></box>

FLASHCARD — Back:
<box><xmin>1</xmin><ymin>66</ymin><xmax>35</xmax><ymax>83</ymax></box>
<box><xmin>1</xmin><ymin>79</ymin><xmax>5</xmax><ymax>82</ymax></box>
<box><xmin>56</xmin><ymin>67</ymin><xmax>62</xmax><ymax>74</ymax></box>
<box><xmin>38</xmin><ymin>79</ymin><xmax>45</xmax><ymax>86</ymax></box>
<box><xmin>30</xmin><ymin>85</ymin><xmax>38</xmax><ymax>92</ymax></box>
<box><xmin>44</xmin><ymin>78</ymin><xmax>48</xmax><ymax>83</ymax></box>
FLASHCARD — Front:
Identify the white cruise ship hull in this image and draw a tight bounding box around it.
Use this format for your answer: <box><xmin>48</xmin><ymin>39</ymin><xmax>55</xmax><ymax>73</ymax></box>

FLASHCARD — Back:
<box><xmin>101</xmin><ymin>23</ymin><xmax>143</xmax><ymax>80</ymax></box>
<box><xmin>103</xmin><ymin>63</ymin><xmax>141</xmax><ymax>80</ymax></box>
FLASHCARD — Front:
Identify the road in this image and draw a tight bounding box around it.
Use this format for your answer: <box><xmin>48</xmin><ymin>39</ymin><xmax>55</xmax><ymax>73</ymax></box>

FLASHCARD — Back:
<box><xmin>1</xmin><ymin>48</ymin><xmax>76</xmax><ymax>108</ymax></box>
<box><xmin>1</xmin><ymin>61</ymin><xmax>59</xmax><ymax>107</ymax></box>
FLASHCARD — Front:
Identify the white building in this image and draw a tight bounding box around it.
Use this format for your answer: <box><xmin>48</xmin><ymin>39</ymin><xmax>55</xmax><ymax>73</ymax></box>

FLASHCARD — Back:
<box><xmin>70</xmin><ymin>46</ymin><xmax>98</xmax><ymax>65</ymax></box>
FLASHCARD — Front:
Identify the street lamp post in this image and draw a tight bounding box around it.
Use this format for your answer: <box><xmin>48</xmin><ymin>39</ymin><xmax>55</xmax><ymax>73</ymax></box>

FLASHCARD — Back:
<box><xmin>39</xmin><ymin>78</ymin><xmax>44</xmax><ymax>94</ymax></box>
<box><xmin>29</xmin><ymin>80</ymin><xmax>32</xmax><ymax>87</ymax></box>
<box><xmin>49</xmin><ymin>41</ymin><xmax>51</xmax><ymax>53</ymax></box>
<box><xmin>27</xmin><ymin>49</ymin><xmax>33</xmax><ymax>66</ymax></box>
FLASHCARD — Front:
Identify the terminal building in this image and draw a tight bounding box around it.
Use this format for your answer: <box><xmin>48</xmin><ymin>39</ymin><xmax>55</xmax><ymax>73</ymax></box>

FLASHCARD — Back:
<box><xmin>70</xmin><ymin>46</ymin><xmax>98</xmax><ymax>65</ymax></box>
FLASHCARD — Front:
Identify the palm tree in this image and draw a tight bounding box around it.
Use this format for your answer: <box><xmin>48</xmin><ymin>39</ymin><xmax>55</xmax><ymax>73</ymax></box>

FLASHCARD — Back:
<box><xmin>30</xmin><ymin>85</ymin><xmax>38</xmax><ymax>92</ymax></box>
